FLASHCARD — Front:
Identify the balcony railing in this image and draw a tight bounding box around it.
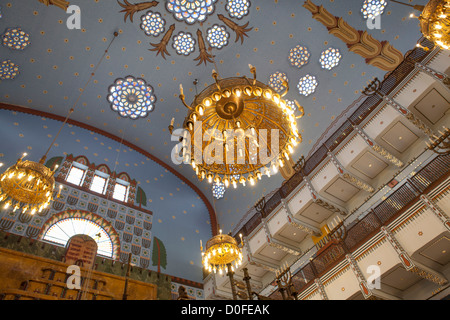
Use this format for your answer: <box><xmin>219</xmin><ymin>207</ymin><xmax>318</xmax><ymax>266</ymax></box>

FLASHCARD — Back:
<box><xmin>234</xmin><ymin>38</ymin><xmax>436</xmax><ymax>241</ymax></box>
<box><xmin>286</xmin><ymin>153</ymin><xmax>449</xmax><ymax>296</ymax></box>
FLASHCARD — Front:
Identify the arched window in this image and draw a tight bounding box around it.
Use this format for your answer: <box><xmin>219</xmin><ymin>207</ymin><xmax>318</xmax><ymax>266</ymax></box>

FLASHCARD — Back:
<box><xmin>42</xmin><ymin>218</ymin><xmax>113</xmax><ymax>258</ymax></box>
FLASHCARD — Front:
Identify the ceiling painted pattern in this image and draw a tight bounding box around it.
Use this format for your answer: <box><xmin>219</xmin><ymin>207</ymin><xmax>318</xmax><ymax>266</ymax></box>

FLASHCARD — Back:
<box><xmin>0</xmin><ymin>0</ymin><xmax>426</xmax><ymax>237</ymax></box>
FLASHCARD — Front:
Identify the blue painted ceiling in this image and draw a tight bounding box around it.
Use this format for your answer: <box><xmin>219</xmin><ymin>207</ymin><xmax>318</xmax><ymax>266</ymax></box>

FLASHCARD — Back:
<box><xmin>0</xmin><ymin>0</ymin><xmax>426</xmax><ymax>236</ymax></box>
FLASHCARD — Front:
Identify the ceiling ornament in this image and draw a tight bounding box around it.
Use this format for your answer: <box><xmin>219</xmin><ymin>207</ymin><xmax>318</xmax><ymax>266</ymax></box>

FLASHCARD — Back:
<box><xmin>118</xmin><ymin>0</ymin><xmax>159</xmax><ymax>22</ymax></box>
<box><xmin>206</xmin><ymin>24</ymin><xmax>230</xmax><ymax>50</ymax></box>
<box><xmin>212</xmin><ymin>181</ymin><xmax>226</xmax><ymax>199</ymax></box>
<box><xmin>0</xmin><ymin>32</ymin><xmax>119</xmax><ymax>215</ymax></box>
<box><xmin>140</xmin><ymin>10</ymin><xmax>166</xmax><ymax>37</ymax></box>
<box><xmin>288</xmin><ymin>45</ymin><xmax>310</xmax><ymax>68</ymax></box>
<box><xmin>37</xmin><ymin>0</ymin><xmax>70</xmax><ymax>11</ymax></box>
<box><xmin>392</xmin><ymin>0</ymin><xmax>450</xmax><ymax>50</ymax></box>
<box><xmin>361</xmin><ymin>0</ymin><xmax>387</xmax><ymax>19</ymax></box>
<box><xmin>303</xmin><ymin>0</ymin><xmax>404</xmax><ymax>71</ymax></box>
<box><xmin>193</xmin><ymin>29</ymin><xmax>215</xmax><ymax>65</ymax></box>
<box><xmin>226</xmin><ymin>0</ymin><xmax>251</xmax><ymax>19</ymax></box>
<box><xmin>0</xmin><ymin>60</ymin><xmax>19</xmax><ymax>80</ymax></box>
<box><xmin>319</xmin><ymin>48</ymin><xmax>342</xmax><ymax>70</ymax></box>
<box><xmin>107</xmin><ymin>75</ymin><xmax>157</xmax><ymax>119</ymax></box>
<box><xmin>297</xmin><ymin>74</ymin><xmax>318</xmax><ymax>97</ymax></box>
<box><xmin>166</xmin><ymin>0</ymin><xmax>218</xmax><ymax>25</ymax></box>
<box><xmin>120</xmin><ymin>1</ymin><xmax>252</xmax><ymax>65</ymax></box>
<box><xmin>2</xmin><ymin>28</ymin><xmax>31</xmax><ymax>51</ymax></box>
<box><xmin>172</xmin><ymin>31</ymin><xmax>196</xmax><ymax>56</ymax></box>
<box><xmin>269</xmin><ymin>71</ymin><xmax>289</xmax><ymax>93</ymax></box>
<box><xmin>169</xmin><ymin>65</ymin><xmax>303</xmax><ymax>189</ymax></box>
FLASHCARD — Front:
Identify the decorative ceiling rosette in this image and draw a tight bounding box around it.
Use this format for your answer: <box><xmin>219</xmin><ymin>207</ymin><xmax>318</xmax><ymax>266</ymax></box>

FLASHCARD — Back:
<box><xmin>269</xmin><ymin>71</ymin><xmax>289</xmax><ymax>94</ymax></box>
<box><xmin>166</xmin><ymin>0</ymin><xmax>218</xmax><ymax>25</ymax></box>
<box><xmin>361</xmin><ymin>0</ymin><xmax>387</xmax><ymax>19</ymax></box>
<box><xmin>107</xmin><ymin>76</ymin><xmax>157</xmax><ymax>120</ymax></box>
<box><xmin>226</xmin><ymin>0</ymin><xmax>251</xmax><ymax>19</ymax></box>
<box><xmin>172</xmin><ymin>31</ymin><xmax>196</xmax><ymax>56</ymax></box>
<box><xmin>288</xmin><ymin>45</ymin><xmax>310</xmax><ymax>68</ymax></box>
<box><xmin>118</xmin><ymin>0</ymin><xmax>253</xmax><ymax>65</ymax></box>
<box><xmin>0</xmin><ymin>60</ymin><xmax>19</xmax><ymax>80</ymax></box>
<box><xmin>319</xmin><ymin>48</ymin><xmax>342</xmax><ymax>70</ymax></box>
<box><xmin>212</xmin><ymin>181</ymin><xmax>226</xmax><ymax>199</ymax></box>
<box><xmin>297</xmin><ymin>74</ymin><xmax>318</xmax><ymax>97</ymax></box>
<box><xmin>206</xmin><ymin>24</ymin><xmax>230</xmax><ymax>49</ymax></box>
<box><xmin>140</xmin><ymin>11</ymin><xmax>166</xmax><ymax>36</ymax></box>
<box><xmin>2</xmin><ymin>27</ymin><xmax>31</xmax><ymax>50</ymax></box>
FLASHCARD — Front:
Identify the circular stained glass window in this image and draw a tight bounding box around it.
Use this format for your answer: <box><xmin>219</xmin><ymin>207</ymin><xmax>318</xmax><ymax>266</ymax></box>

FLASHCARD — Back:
<box><xmin>269</xmin><ymin>71</ymin><xmax>289</xmax><ymax>93</ymax></box>
<box><xmin>172</xmin><ymin>32</ymin><xmax>196</xmax><ymax>56</ymax></box>
<box><xmin>140</xmin><ymin>11</ymin><xmax>165</xmax><ymax>37</ymax></box>
<box><xmin>288</xmin><ymin>45</ymin><xmax>310</xmax><ymax>68</ymax></box>
<box><xmin>212</xmin><ymin>181</ymin><xmax>226</xmax><ymax>199</ymax></box>
<box><xmin>361</xmin><ymin>0</ymin><xmax>387</xmax><ymax>19</ymax></box>
<box><xmin>107</xmin><ymin>76</ymin><xmax>157</xmax><ymax>120</ymax></box>
<box><xmin>207</xmin><ymin>24</ymin><xmax>230</xmax><ymax>49</ymax></box>
<box><xmin>0</xmin><ymin>60</ymin><xmax>19</xmax><ymax>80</ymax></box>
<box><xmin>226</xmin><ymin>0</ymin><xmax>251</xmax><ymax>19</ymax></box>
<box><xmin>297</xmin><ymin>75</ymin><xmax>318</xmax><ymax>97</ymax></box>
<box><xmin>2</xmin><ymin>27</ymin><xmax>31</xmax><ymax>50</ymax></box>
<box><xmin>166</xmin><ymin>0</ymin><xmax>218</xmax><ymax>25</ymax></box>
<box><xmin>319</xmin><ymin>48</ymin><xmax>342</xmax><ymax>70</ymax></box>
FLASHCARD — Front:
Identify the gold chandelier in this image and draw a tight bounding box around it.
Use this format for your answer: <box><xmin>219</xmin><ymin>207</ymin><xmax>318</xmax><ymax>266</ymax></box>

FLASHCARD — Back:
<box><xmin>0</xmin><ymin>32</ymin><xmax>119</xmax><ymax>215</ymax></box>
<box><xmin>393</xmin><ymin>0</ymin><xmax>450</xmax><ymax>50</ymax></box>
<box><xmin>201</xmin><ymin>231</ymin><xmax>243</xmax><ymax>275</ymax></box>
<box><xmin>170</xmin><ymin>65</ymin><xmax>303</xmax><ymax>189</ymax></box>
<box><xmin>418</xmin><ymin>0</ymin><xmax>450</xmax><ymax>50</ymax></box>
<box><xmin>0</xmin><ymin>153</ymin><xmax>61</xmax><ymax>214</ymax></box>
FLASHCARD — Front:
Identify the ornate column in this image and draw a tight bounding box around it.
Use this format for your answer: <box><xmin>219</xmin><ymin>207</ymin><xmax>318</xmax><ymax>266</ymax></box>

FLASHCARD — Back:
<box><xmin>314</xmin><ymin>278</ymin><xmax>328</xmax><ymax>300</ymax></box>
<box><xmin>56</xmin><ymin>154</ymin><xmax>74</xmax><ymax>180</ymax></box>
<box><xmin>327</xmin><ymin>152</ymin><xmax>375</xmax><ymax>193</ymax></box>
<box><xmin>381</xmin><ymin>226</ymin><xmax>448</xmax><ymax>286</ymax></box>
<box><xmin>352</xmin><ymin>123</ymin><xmax>404</xmax><ymax>167</ymax></box>
<box><xmin>128</xmin><ymin>179</ymin><xmax>137</xmax><ymax>206</ymax></box>
<box><xmin>345</xmin><ymin>253</ymin><xmax>373</xmax><ymax>299</ymax></box>
<box><xmin>81</xmin><ymin>163</ymin><xmax>96</xmax><ymax>190</ymax></box>
<box><xmin>362</xmin><ymin>78</ymin><xmax>435</xmax><ymax>138</ymax></box>
<box><xmin>105</xmin><ymin>172</ymin><xmax>116</xmax><ymax>199</ymax></box>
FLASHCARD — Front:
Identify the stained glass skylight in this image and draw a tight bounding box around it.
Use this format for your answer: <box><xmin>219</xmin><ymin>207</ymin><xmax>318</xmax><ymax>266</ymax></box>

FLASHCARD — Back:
<box><xmin>288</xmin><ymin>45</ymin><xmax>310</xmax><ymax>68</ymax></box>
<box><xmin>207</xmin><ymin>24</ymin><xmax>230</xmax><ymax>49</ymax></box>
<box><xmin>172</xmin><ymin>32</ymin><xmax>196</xmax><ymax>55</ymax></box>
<box><xmin>319</xmin><ymin>48</ymin><xmax>342</xmax><ymax>70</ymax></box>
<box><xmin>226</xmin><ymin>0</ymin><xmax>251</xmax><ymax>19</ymax></box>
<box><xmin>43</xmin><ymin>218</ymin><xmax>113</xmax><ymax>258</ymax></box>
<box><xmin>107</xmin><ymin>76</ymin><xmax>156</xmax><ymax>120</ymax></box>
<box><xmin>166</xmin><ymin>0</ymin><xmax>218</xmax><ymax>25</ymax></box>
<box><xmin>140</xmin><ymin>11</ymin><xmax>165</xmax><ymax>37</ymax></box>
<box><xmin>2</xmin><ymin>27</ymin><xmax>31</xmax><ymax>50</ymax></box>
<box><xmin>297</xmin><ymin>75</ymin><xmax>318</xmax><ymax>97</ymax></box>
<box><xmin>361</xmin><ymin>0</ymin><xmax>387</xmax><ymax>19</ymax></box>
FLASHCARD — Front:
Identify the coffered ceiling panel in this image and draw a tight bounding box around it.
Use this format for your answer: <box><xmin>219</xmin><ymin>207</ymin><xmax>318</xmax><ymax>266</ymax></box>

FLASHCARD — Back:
<box><xmin>413</xmin><ymin>88</ymin><xmax>450</xmax><ymax>125</ymax></box>
<box><xmin>381</xmin><ymin>121</ymin><xmax>420</xmax><ymax>154</ymax></box>
<box><xmin>351</xmin><ymin>151</ymin><xmax>389</xmax><ymax>180</ymax></box>
<box><xmin>324</xmin><ymin>177</ymin><xmax>360</xmax><ymax>203</ymax></box>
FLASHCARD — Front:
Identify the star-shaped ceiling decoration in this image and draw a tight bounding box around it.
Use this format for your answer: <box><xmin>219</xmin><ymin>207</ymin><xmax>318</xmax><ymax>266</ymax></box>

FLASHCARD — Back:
<box><xmin>118</xmin><ymin>0</ymin><xmax>253</xmax><ymax>65</ymax></box>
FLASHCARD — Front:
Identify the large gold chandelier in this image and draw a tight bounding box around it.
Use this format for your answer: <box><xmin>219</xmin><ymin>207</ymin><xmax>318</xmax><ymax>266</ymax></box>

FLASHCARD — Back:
<box><xmin>201</xmin><ymin>231</ymin><xmax>243</xmax><ymax>275</ymax></box>
<box><xmin>418</xmin><ymin>0</ymin><xmax>450</xmax><ymax>50</ymax></box>
<box><xmin>170</xmin><ymin>65</ymin><xmax>303</xmax><ymax>189</ymax></box>
<box><xmin>392</xmin><ymin>0</ymin><xmax>450</xmax><ymax>50</ymax></box>
<box><xmin>0</xmin><ymin>153</ymin><xmax>61</xmax><ymax>214</ymax></box>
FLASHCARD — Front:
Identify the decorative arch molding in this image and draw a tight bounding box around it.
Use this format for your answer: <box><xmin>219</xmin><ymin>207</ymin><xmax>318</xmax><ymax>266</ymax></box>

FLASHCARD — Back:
<box><xmin>38</xmin><ymin>209</ymin><xmax>121</xmax><ymax>259</ymax></box>
<box><xmin>0</xmin><ymin>103</ymin><xmax>217</xmax><ymax>236</ymax></box>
